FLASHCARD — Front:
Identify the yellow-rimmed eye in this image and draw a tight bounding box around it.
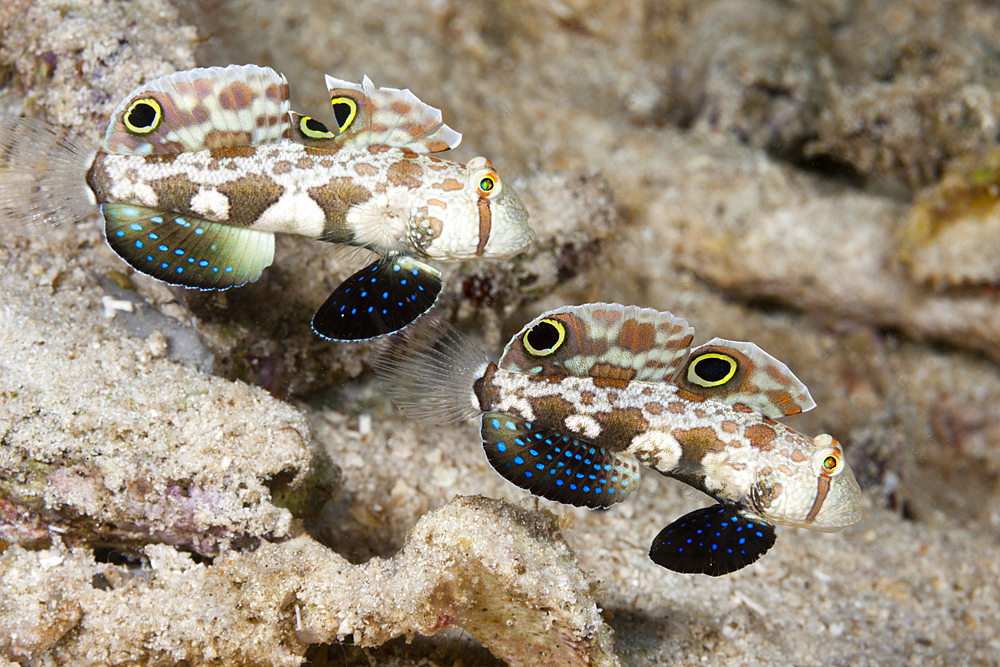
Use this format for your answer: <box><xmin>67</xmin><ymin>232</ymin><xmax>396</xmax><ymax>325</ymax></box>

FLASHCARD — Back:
<box><xmin>123</xmin><ymin>98</ymin><xmax>162</xmax><ymax>134</ymax></box>
<box><xmin>299</xmin><ymin>116</ymin><xmax>336</xmax><ymax>139</ymax></box>
<box><xmin>821</xmin><ymin>453</ymin><xmax>841</xmax><ymax>474</ymax></box>
<box><xmin>330</xmin><ymin>96</ymin><xmax>358</xmax><ymax>133</ymax></box>
<box><xmin>522</xmin><ymin>318</ymin><xmax>565</xmax><ymax>356</ymax></box>
<box><xmin>812</xmin><ymin>444</ymin><xmax>844</xmax><ymax>477</ymax></box>
<box><xmin>687</xmin><ymin>353</ymin><xmax>737</xmax><ymax>387</ymax></box>
<box><xmin>473</xmin><ymin>168</ymin><xmax>502</xmax><ymax>198</ymax></box>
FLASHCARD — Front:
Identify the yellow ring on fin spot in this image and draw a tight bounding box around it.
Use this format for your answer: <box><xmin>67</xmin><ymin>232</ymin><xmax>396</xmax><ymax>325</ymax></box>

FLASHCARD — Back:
<box><xmin>522</xmin><ymin>318</ymin><xmax>566</xmax><ymax>357</ymax></box>
<box><xmin>330</xmin><ymin>96</ymin><xmax>358</xmax><ymax>133</ymax></box>
<box><xmin>687</xmin><ymin>352</ymin><xmax>738</xmax><ymax>387</ymax></box>
<box><xmin>299</xmin><ymin>116</ymin><xmax>336</xmax><ymax>139</ymax></box>
<box><xmin>123</xmin><ymin>98</ymin><xmax>162</xmax><ymax>134</ymax></box>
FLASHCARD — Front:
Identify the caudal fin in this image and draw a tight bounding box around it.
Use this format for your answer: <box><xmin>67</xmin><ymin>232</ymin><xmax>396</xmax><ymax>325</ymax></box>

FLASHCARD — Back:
<box><xmin>372</xmin><ymin>319</ymin><xmax>489</xmax><ymax>424</ymax></box>
<box><xmin>0</xmin><ymin>117</ymin><xmax>97</xmax><ymax>231</ymax></box>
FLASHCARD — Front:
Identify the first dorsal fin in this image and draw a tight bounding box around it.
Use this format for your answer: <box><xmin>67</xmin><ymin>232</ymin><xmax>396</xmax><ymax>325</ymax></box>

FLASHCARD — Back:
<box><xmin>498</xmin><ymin>303</ymin><xmax>695</xmax><ymax>384</ymax></box>
<box><xmin>288</xmin><ymin>75</ymin><xmax>461</xmax><ymax>153</ymax></box>
<box><xmin>104</xmin><ymin>64</ymin><xmax>291</xmax><ymax>155</ymax></box>
<box><xmin>672</xmin><ymin>338</ymin><xmax>816</xmax><ymax>418</ymax></box>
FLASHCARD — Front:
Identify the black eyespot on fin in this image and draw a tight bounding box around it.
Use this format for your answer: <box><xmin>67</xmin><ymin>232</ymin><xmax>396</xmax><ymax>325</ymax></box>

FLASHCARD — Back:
<box><xmin>331</xmin><ymin>97</ymin><xmax>358</xmax><ymax>133</ymax></box>
<box><xmin>299</xmin><ymin>116</ymin><xmax>335</xmax><ymax>139</ymax></box>
<box><xmin>124</xmin><ymin>99</ymin><xmax>161</xmax><ymax>133</ymax></box>
<box><xmin>649</xmin><ymin>504</ymin><xmax>776</xmax><ymax>576</ymax></box>
<box><xmin>522</xmin><ymin>319</ymin><xmax>565</xmax><ymax>356</ymax></box>
<box><xmin>687</xmin><ymin>353</ymin><xmax>737</xmax><ymax>387</ymax></box>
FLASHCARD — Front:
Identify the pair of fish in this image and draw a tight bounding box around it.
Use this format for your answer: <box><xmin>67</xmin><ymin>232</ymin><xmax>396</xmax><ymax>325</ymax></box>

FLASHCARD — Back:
<box><xmin>375</xmin><ymin>302</ymin><xmax>862</xmax><ymax>576</ymax></box>
<box><xmin>0</xmin><ymin>64</ymin><xmax>533</xmax><ymax>340</ymax></box>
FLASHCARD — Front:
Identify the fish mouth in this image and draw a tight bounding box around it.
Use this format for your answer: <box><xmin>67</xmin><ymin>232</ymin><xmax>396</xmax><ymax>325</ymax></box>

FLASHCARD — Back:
<box><xmin>807</xmin><ymin>463</ymin><xmax>862</xmax><ymax>532</ymax></box>
<box><xmin>480</xmin><ymin>187</ymin><xmax>532</xmax><ymax>258</ymax></box>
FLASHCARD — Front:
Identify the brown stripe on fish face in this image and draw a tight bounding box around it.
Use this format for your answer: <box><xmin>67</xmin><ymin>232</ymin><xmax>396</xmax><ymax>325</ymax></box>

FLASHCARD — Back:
<box><xmin>805</xmin><ymin>472</ymin><xmax>832</xmax><ymax>523</ymax></box>
<box><xmin>476</xmin><ymin>196</ymin><xmax>491</xmax><ymax>256</ymax></box>
<box><xmin>215</xmin><ymin>175</ymin><xmax>284</xmax><ymax>227</ymax></box>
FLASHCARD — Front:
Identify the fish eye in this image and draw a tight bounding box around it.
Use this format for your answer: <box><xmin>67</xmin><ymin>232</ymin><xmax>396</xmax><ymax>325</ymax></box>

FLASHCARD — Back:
<box><xmin>813</xmin><ymin>446</ymin><xmax>844</xmax><ymax>476</ymax></box>
<box><xmin>299</xmin><ymin>116</ymin><xmax>336</xmax><ymax>139</ymax></box>
<box><xmin>522</xmin><ymin>318</ymin><xmax>565</xmax><ymax>356</ymax></box>
<box><xmin>687</xmin><ymin>353</ymin><xmax>737</xmax><ymax>387</ymax></box>
<box><xmin>473</xmin><ymin>168</ymin><xmax>502</xmax><ymax>198</ymax></box>
<box><xmin>330</xmin><ymin>96</ymin><xmax>358</xmax><ymax>133</ymax></box>
<box><xmin>124</xmin><ymin>98</ymin><xmax>162</xmax><ymax>134</ymax></box>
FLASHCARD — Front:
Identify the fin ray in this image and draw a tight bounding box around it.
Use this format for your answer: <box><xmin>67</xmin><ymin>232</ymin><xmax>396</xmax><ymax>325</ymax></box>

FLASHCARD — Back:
<box><xmin>373</xmin><ymin>320</ymin><xmax>489</xmax><ymax>423</ymax></box>
<box><xmin>0</xmin><ymin>118</ymin><xmax>97</xmax><ymax>231</ymax></box>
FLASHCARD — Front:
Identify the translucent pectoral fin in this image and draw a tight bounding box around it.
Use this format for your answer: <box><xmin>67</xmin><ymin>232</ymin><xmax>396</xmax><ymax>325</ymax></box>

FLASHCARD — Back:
<box><xmin>648</xmin><ymin>504</ymin><xmax>776</xmax><ymax>576</ymax></box>
<box><xmin>102</xmin><ymin>203</ymin><xmax>274</xmax><ymax>289</ymax></box>
<box><xmin>311</xmin><ymin>253</ymin><xmax>442</xmax><ymax>341</ymax></box>
<box><xmin>480</xmin><ymin>412</ymin><xmax>641</xmax><ymax>509</ymax></box>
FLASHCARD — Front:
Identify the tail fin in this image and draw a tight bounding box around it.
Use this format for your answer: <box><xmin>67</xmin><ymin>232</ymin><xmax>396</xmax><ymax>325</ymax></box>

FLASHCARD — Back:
<box><xmin>0</xmin><ymin>118</ymin><xmax>97</xmax><ymax>231</ymax></box>
<box><xmin>372</xmin><ymin>318</ymin><xmax>490</xmax><ymax>424</ymax></box>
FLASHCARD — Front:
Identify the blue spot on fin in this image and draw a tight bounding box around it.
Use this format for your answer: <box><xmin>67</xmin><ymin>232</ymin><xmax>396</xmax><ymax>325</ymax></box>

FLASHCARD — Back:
<box><xmin>648</xmin><ymin>504</ymin><xmax>776</xmax><ymax>576</ymax></box>
<box><xmin>479</xmin><ymin>411</ymin><xmax>641</xmax><ymax>510</ymax></box>
<box><xmin>311</xmin><ymin>252</ymin><xmax>442</xmax><ymax>341</ymax></box>
<box><xmin>101</xmin><ymin>203</ymin><xmax>275</xmax><ymax>290</ymax></box>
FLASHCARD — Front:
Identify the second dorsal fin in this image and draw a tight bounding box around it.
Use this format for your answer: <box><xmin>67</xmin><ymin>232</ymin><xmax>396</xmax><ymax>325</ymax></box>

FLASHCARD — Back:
<box><xmin>289</xmin><ymin>75</ymin><xmax>461</xmax><ymax>153</ymax></box>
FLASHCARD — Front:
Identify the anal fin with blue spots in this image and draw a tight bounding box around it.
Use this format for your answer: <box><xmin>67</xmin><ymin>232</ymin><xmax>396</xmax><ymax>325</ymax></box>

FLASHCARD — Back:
<box><xmin>648</xmin><ymin>504</ymin><xmax>777</xmax><ymax>576</ymax></box>
<box><xmin>311</xmin><ymin>252</ymin><xmax>442</xmax><ymax>341</ymax></box>
<box><xmin>102</xmin><ymin>203</ymin><xmax>275</xmax><ymax>289</ymax></box>
<box><xmin>480</xmin><ymin>412</ymin><xmax>641</xmax><ymax>509</ymax></box>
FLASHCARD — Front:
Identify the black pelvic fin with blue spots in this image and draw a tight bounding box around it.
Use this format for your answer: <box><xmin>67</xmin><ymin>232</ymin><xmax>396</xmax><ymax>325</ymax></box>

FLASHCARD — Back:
<box><xmin>480</xmin><ymin>412</ymin><xmax>641</xmax><ymax>509</ymax></box>
<box><xmin>648</xmin><ymin>504</ymin><xmax>777</xmax><ymax>576</ymax></box>
<box><xmin>311</xmin><ymin>252</ymin><xmax>442</xmax><ymax>341</ymax></box>
<box><xmin>102</xmin><ymin>203</ymin><xmax>275</xmax><ymax>289</ymax></box>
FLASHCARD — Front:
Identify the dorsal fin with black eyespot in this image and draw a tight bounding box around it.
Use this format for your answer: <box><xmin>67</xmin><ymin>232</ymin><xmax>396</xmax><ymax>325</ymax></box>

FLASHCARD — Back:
<box><xmin>497</xmin><ymin>302</ymin><xmax>695</xmax><ymax>384</ymax></box>
<box><xmin>288</xmin><ymin>75</ymin><xmax>461</xmax><ymax>153</ymax></box>
<box><xmin>672</xmin><ymin>338</ymin><xmax>816</xmax><ymax>418</ymax></box>
<box><xmin>104</xmin><ymin>64</ymin><xmax>291</xmax><ymax>155</ymax></box>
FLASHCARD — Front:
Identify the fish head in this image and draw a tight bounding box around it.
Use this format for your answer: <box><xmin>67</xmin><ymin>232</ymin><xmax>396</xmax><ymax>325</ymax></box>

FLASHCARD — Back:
<box><xmin>411</xmin><ymin>156</ymin><xmax>532</xmax><ymax>261</ymax></box>
<box><xmin>750</xmin><ymin>433</ymin><xmax>862</xmax><ymax>532</ymax></box>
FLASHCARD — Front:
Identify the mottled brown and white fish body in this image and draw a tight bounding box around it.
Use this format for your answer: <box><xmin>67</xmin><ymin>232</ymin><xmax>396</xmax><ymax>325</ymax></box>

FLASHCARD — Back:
<box><xmin>87</xmin><ymin>145</ymin><xmax>524</xmax><ymax>261</ymax></box>
<box><xmin>0</xmin><ymin>64</ymin><xmax>533</xmax><ymax>340</ymax></box>
<box><xmin>376</xmin><ymin>302</ymin><xmax>862</xmax><ymax>576</ymax></box>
